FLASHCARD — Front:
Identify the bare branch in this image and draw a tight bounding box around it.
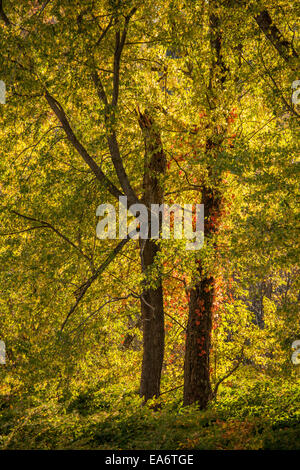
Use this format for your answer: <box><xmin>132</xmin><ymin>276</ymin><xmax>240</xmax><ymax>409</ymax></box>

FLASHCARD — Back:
<box><xmin>70</xmin><ymin>293</ymin><xmax>139</xmax><ymax>334</ymax></box>
<box><xmin>10</xmin><ymin>210</ymin><xmax>93</xmax><ymax>266</ymax></box>
<box><xmin>15</xmin><ymin>126</ymin><xmax>62</xmax><ymax>163</ymax></box>
<box><xmin>165</xmin><ymin>311</ymin><xmax>185</xmax><ymax>331</ymax></box>
<box><xmin>212</xmin><ymin>353</ymin><xmax>244</xmax><ymax>400</ymax></box>
<box><xmin>94</xmin><ymin>15</ymin><xmax>114</xmax><ymax>48</ymax></box>
<box><xmin>160</xmin><ymin>384</ymin><xmax>184</xmax><ymax>396</ymax></box>
<box><xmin>61</xmin><ymin>234</ymin><xmax>133</xmax><ymax>331</ymax></box>
<box><xmin>112</xmin><ymin>7</ymin><xmax>137</xmax><ymax>108</ymax></box>
<box><xmin>0</xmin><ymin>225</ymin><xmax>46</xmax><ymax>236</ymax></box>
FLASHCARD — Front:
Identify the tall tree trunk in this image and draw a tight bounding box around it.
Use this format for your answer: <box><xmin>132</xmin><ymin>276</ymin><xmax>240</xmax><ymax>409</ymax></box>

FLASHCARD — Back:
<box><xmin>183</xmin><ymin>7</ymin><xmax>227</xmax><ymax>407</ymax></box>
<box><xmin>183</xmin><ymin>188</ymin><xmax>222</xmax><ymax>407</ymax></box>
<box><xmin>138</xmin><ymin>109</ymin><xmax>166</xmax><ymax>401</ymax></box>
<box><xmin>139</xmin><ymin>239</ymin><xmax>165</xmax><ymax>400</ymax></box>
<box><xmin>183</xmin><ymin>270</ymin><xmax>214</xmax><ymax>407</ymax></box>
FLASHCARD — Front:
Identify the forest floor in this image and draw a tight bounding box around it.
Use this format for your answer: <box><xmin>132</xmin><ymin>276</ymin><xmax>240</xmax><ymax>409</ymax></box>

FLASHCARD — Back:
<box><xmin>0</xmin><ymin>372</ymin><xmax>299</xmax><ymax>450</ymax></box>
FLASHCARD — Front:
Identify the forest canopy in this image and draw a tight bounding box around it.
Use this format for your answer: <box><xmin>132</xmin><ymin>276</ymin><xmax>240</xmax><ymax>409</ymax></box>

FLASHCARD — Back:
<box><xmin>0</xmin><ymin>0</ymin><xmax>299</xmax><ymax>451</ymax></box>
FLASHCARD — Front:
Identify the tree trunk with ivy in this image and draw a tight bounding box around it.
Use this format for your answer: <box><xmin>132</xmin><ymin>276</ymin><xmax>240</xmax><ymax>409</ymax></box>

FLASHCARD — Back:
<box><xmin>183</xmin><ymin>187</ymin><xmax>222</xmax><ymax>407</ymax></box>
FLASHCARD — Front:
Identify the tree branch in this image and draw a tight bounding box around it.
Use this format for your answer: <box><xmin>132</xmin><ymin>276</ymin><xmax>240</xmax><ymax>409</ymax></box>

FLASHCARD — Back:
<box><xmin>91</xmin><ymin>8</ymin><xmax>140</xmax><ymax>208</ymax></box>
<box><xmin>254</xmin><ymin>9</ymin><xmax>298</xmax><ymax>70</ymax></box>
<box><xmin>0</xmin><ymin>0</ymin><xmax>10</xmax><ymax>26</ymax></box>
<box><xmin>45</xmin><ymin>90</ymin><xmax>124</xmax><ymax>201</ymax></box>
<box><xmin>212</xmin><ymin>354</ymin><xmax>244</xmax><ymax>400</ymax></box>
<box><xmin>0</xmin><ymin>225</ymin><xmax>46</xmax><ymax>236</ymax></box>
<box><xmin>10</xmin><ymin>210</ymin><xmax>93</xmax><ymax>266</ymax></box>
<box><xmin>70</xmin><ymin>293</ymin><xmax>139</xmax><ymax>334</ymax></box>
<box><xmin>112</xmin><ymin>7</ymin><xmax>137</xmax><ymax>108</ymax></box>
<box><xmin>94</xmin><ymin>15</ymin><xmax>114</xmax><ymax>48</ymax></box>
<box><xmin>61</xmin><ymin>234</ymin><xmax>133</xmax><ymax>330</ymax></box>
<box><xmin>106</xmin><ymin>130</ymin><xmax>139</xmax><ymax>207</ymax></box>
<box><xmin>92</xmin><ymin>69</ymin><xmax>108</xmax><ymax>106</ymax></box>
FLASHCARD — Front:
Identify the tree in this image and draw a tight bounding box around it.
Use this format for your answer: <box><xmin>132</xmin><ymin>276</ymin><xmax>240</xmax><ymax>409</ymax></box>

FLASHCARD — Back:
<box><xmin>0</xmin><ymin>0</ymin><xmax>298</xmax><ymax>412</ymax></box>
<box><xmin>0</xmin><ymin>0</ymin><xmax>170</xmax><ymax>400</ymax></box>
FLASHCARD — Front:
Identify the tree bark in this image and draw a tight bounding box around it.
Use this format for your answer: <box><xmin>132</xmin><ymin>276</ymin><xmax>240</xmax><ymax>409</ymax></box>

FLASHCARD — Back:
<box><xmin>138</xmin><ymin>109</ymin><xmax>166</xmax><ymax>401</ymax></box>
<box><xmin>254</xmin><ymin>9</ymin><xmax>298</xmax><ymax>70</ymax></box>
<box><xmin>139</xmin><ymin>239</ymin><xmax>165</xmax><ymax>400</ymax></box>
<box><xmin>183</xmin><ymin>188</ymin><xmax>222</xmax><ymax>407</ymax></box>
<box><xmin>183</xmin><ymin>6</ymin><xmax>227</xmax><ymax>407</ymax></box>
<box><xmin>183</xmin><ymin>270</ymin><xmax>214</xmax><ymax>407</ymax></box>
